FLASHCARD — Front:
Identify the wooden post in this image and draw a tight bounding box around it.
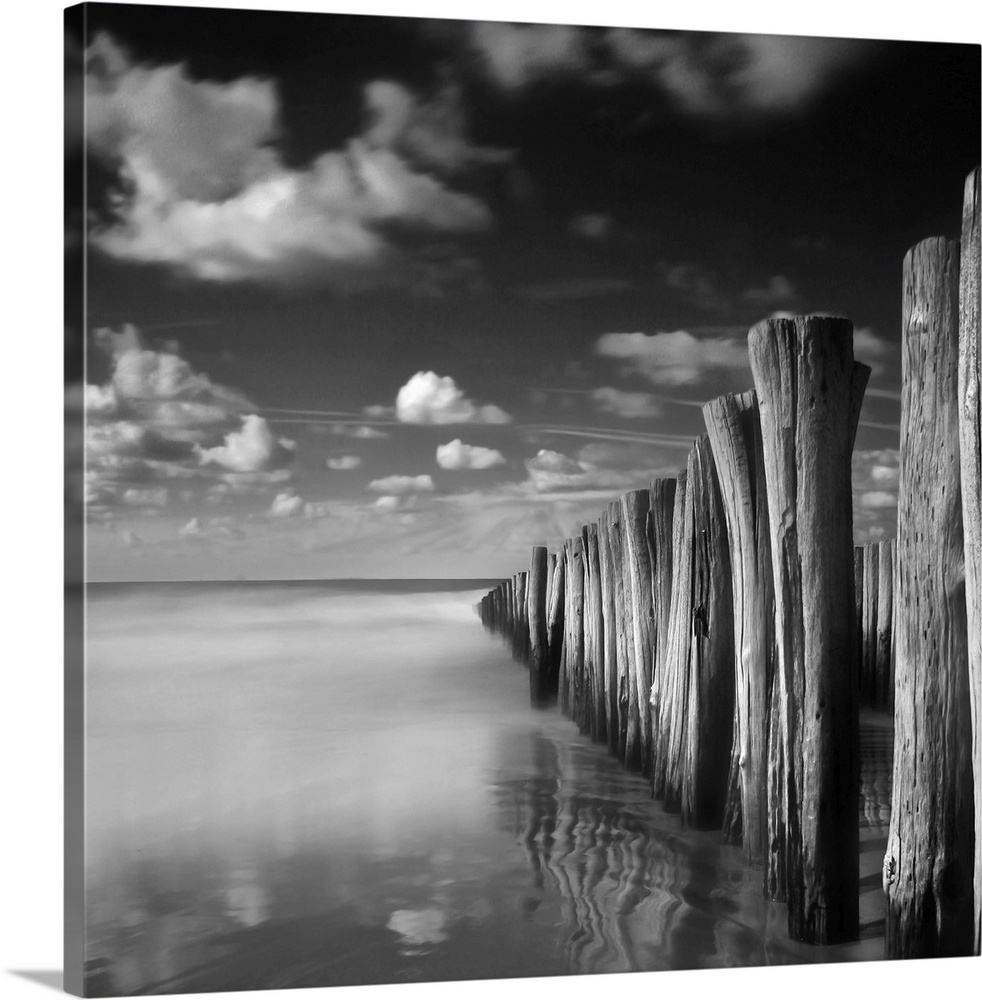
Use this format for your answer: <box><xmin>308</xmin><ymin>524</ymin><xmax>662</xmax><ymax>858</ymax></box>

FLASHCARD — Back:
<box><xmin>703</xmin><ymin>390</ymin><xmax>774</xmax><ymax>866</ymax></box>
<box><xmin>862</xmin><ymin>544</ymin><xmax>879</xmax><ymax>704</ymax></box>
<box><xmin>886</xmin><ymin>237</ymin><xmax>974</xmax><ymax>958</ymax></box>
<box><xmin>564</xmin><ymin>537</ymin><xmax>585</xmax><ymax>722</ymax></box>
<box><xmin>515</xmin><ymin>571</ymin><xmax>529</xmax><ymax>664</ymax></box>
<box><xmin>660</xmin><ymin>464</ymin><xmax>695</xmax><ymax>811</ymax></box>
<box><xmin>578</xmin><ymin>526</ymin><xmax>594</xmax><ymax>734</ymax></box>
<box><xmin>621</xmin><ymin>490</ymin><xmax>655</xmax><ymax>773</ymax></box>
<box><xmin>680</xmin><ymin>434</ymin><xmax>735</xmax><ymax>829</ymax></box>
<box><xmin>647</xmin><ymin>478</ymin><xmax>676</xmax><ymax>779</ymax></box>
<box><xmin>874</xmin><ymin>540</ymin><xmax>895</xmax><ymax>710</ymax></box>
<box><xmin>598</xmin><ymin>507</ymin><xmax>620</xmax><ymax>753</ymax></box>
<box><xmin>528</xmin><ymin>547</ymin><xmax>551</xmax><ymax>707</ymax></box>
<box><xmin>854</xmin><ymin>547</ymin><xmax>864</xmax><ymax>680</ymax></box>
<box><xmin>546</xmin><ymin>546</ymin><xmax>566</xmax><ymax>697</ymax></box>
<box><xmin>585</xmin><ymin>523</ymin><xmax>606</xmax><ymax>744</ymax></box>
<box><xmin>652</xmin><ymin>470</ymin><xmax>688</xmax><ymax>799</ymax></box>
<box><xmin>610</xmin><ymin>501</ymin><xmax>631</xmax><ymax>763</ymax></box>
<box><xmin>749</xmin><ymin>314</ymin><xmax>869</xmax><ymax>945</ymax></box>
<box><xmin>958</xmin><ymin>166</ymin><xmax>981</xmax><ymax>955</ymax></box>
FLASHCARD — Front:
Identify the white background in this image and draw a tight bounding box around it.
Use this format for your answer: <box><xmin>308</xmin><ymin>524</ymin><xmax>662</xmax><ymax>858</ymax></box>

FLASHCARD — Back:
<box><xmin>2</xmin><ymin>1</ymin><xmax>979</xmax><ymax>999</ymax></box>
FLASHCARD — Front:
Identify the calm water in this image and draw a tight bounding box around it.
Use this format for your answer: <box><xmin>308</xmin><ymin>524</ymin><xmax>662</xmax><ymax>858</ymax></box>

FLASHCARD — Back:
<box><xmin>83</xmin><ymin>581</ymin><xmax>891</xmax><ymax>995</ymax></box>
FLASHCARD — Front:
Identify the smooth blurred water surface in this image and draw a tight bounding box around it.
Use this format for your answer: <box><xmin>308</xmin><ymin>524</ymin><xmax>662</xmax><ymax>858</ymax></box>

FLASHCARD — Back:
<box><xmin>83</xmin><ymin>582</ymin><xmax>890</xmax><ymax>995</ymax></box>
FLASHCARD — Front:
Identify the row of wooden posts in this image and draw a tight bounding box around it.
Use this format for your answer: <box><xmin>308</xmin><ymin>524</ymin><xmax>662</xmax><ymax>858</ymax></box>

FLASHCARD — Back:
<box><xmin>478</xmin><ymin>167</ymin><xmax>981</xmax><ymax>959</ymax></box>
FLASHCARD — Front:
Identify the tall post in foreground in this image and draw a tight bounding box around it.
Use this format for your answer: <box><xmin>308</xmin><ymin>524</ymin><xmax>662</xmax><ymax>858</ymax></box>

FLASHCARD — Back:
<box><xmin>885</xmin><ymin>237</ymin><xmax>974</xmax><ymax>958</ymax></box>
<box><xmin>958</xmin><ymin>167</ymin><xmax>982</xmax><ymax>955</ymax></box>
<box><xmin>704</xmin><ymin>390</ymin><xmax>774</xmax><ymax>866</ymax></box>
<box><xmin>528</xmin><ymin>546</ymin><xmax>550</xmax><ymax>707</ymax></box>
<box><xmin>749</xmin><ymin>314</ymin><xmax>869</xmax><ymax>945</ymax></box>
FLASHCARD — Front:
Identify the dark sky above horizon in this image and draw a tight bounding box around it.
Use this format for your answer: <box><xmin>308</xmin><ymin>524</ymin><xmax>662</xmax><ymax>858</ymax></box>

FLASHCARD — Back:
<box><xmin>73</xmin><ymin>1</ymin><xmax>981</xmax><ymax>580</ymax></box>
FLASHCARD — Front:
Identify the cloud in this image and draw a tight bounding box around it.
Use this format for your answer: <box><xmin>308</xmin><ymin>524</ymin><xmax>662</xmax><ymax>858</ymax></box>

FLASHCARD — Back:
<box><xmin>468</xmin><ymin>22</ymin><xmax>590</xmax><ymax>89</ymax></box>
<box><xmin>395</xmin><ymin>371</ymin><xmax>511</xmax><ymax>425</ymax></box>
<box><xmin>436</xmin><ymin>439</ymin><xmax>506</xmax><ymax>470</ymax></box>
<box><xmin>590</xmin><ymin>387</ymin><xmax>662</xmax><ymax>419</ymax></box>
<box><xmin>327</xmin><ymin>455</ymin><xmax>363</xmax><ymax>471</ymax></box>
<box><xmin>86</xmin><ymin>34</ymin><xmax>502</xmax><ymax>286</ymax></box>
<box><xmin>568</xmin><ymin>212</ymin><xmax>613</xmax><ymax>240</ymax></box>
<box><xmin>363</xmin><ymin>80</ymin><xmax>512</xmax><ymax>173</ymax></box>
<box><xmin>179</xmin><ymin>517</ymin><xmax>202</xmax><ymax>536</ymax></box>
<box><xmin>366</xmin><ymin>474</ymin><xmax>435</xmax><ymax>494</ymax></box>
<box><xmin>196</xmin><ymin>414</ymin><xmax>296</xmax><ymax>473</ymax></box>
<box><xmin>269</xmin><ymin>492</ymin><xmax>304</xmax><ymax>517</ymax></box>
<box><xmin>121</xmin><ymin>487</ymin><xmax>168</xmax><ymax>507</ymax></box>
<box><xmin>743</xmin><ymin>274</ymin><xmax>796</xmax><ymax>306</ymax></box>
<box><xmin>853</xmin><ymin>326</ymin><xmax>893</xmax><ymax>376</ymax></box>
<box><xmin>859</xmin><ymin>490</ymin><xmax>896</xmax><ymax>509</ymax></box>
<box><xmin>595</xmin><ymin>329</ymin><xmax>748</xmax><ymax>387</ymax></box>
<box><xmin>466</xmin><ymin>24</ymin><xmax>871</xmax><ymax>118</ymax></box>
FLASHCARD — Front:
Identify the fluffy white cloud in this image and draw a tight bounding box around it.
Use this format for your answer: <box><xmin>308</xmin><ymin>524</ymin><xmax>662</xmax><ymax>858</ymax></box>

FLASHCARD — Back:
<box><xmin>590</xmin><ymin>387</ymin><xmax>662</xmax><ymax>419</ymax></box>
<box><xmin>196</xmin><ymin>415</ymin><xmax>296</xmax><ymax>473</ymax></box>
<box><xmin>179</xmin><ymin>517</ymin><xmax>202</xmax><ymax>536</ymax></box>
<box><xmin>395</xmin><ymin>371</ymin><xmax>511</xmax><ymax>425</ymax></box>
<box><xmin>366</xmin><ymin>474</ymin><xmax>435</xmax><ymax>494</ymax></box>
<box><xmin>327</xmin><ymin>455</ymin><xmax>363</xmax><ymax>471</ymax></box>
<box><xmin>86</xmin><ymin>34</ymin><xmax>499</xmax><ymax>285</ymax></box>
<box><xmin>436</xmin><ymin>439</ymin><xmax>506</xmax><ymax>470</ymax></box>
<box><xmin>269</xmin><ymin>492</ymin><xmax>304</xmax><ymax>517</ymax></box>
<box><xmin>596</xmin><ymin>330</ymin><xmax>748</xmax><ymax>387</ymax></box>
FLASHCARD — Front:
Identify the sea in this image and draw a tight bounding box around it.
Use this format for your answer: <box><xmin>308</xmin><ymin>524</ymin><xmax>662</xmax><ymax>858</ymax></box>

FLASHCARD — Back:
<box><xmin>81</xmin><ymin>580</ymin><xmax>894</xmax><ymax>996</ymax></box>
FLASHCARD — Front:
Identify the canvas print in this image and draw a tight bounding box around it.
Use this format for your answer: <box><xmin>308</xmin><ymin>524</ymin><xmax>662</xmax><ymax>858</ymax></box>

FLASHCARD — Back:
<box><xmin>64</xmin><ymin>2</ymin><xmax>982</xmax><ymax>996</ymax></box>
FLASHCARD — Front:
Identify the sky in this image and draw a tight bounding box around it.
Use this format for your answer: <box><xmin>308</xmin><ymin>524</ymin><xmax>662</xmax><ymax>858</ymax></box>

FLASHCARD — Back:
<box><xmin>67</xmin><ymin>1</ymin><xmax>981</xmax><ymax>581</ymax></box>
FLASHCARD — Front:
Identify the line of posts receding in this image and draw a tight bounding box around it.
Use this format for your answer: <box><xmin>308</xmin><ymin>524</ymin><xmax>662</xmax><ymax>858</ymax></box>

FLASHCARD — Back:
<box><xmin>477</xmin><ymin>167</ymin><xmax>981</xmax><ymax>958</ymax></box>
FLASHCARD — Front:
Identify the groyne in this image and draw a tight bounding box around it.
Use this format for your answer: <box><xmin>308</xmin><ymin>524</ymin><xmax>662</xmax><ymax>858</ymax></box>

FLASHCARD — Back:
<box><xmin>478</xmin><ymin>167</ymin><xmax>981</xmax><ymax>957</ymax></box>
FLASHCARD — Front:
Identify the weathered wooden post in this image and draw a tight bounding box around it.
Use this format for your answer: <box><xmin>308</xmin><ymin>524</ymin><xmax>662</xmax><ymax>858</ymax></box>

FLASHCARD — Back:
<box><xmin>862</xmin><ymin>544</ymin><xmax>879</xmax><ymax>704</ymax></box>
<box><xmin>874</xmin><ymin>539</ymin><xmax>894</xmax><ymax>709</ymax></box>
<box><xmin>652</xmin><ymin>470</ymin><xmax>688</xmax><ymax>798</ymax></box>
<box><xmin>680</xmin><ymin>435</ymin><xmax>735</xmax><ymax>829</ymax></box>
<box><xmin>528</xmin><ymin>547</ymin><xmax>551</xmax><ymax>706</ymax></box>
<box><xmin>885</xmin><ymin>237</ymin><xmax>974</xmax><ymax>958</ymax></box>
<box><xmin>621</xmin><ymin>490</ymin><xmax>655</xmax><ymax>773</ymax></box>
<box><xmin>577</xmin><ymin>526</ymin><xmax>594</xmax><ymax>733</ymax></box>
<box><xmin>598</xmin><ymin>507</ymin><xmax>620</xmax><ymax>753</ymax></box>
<box><xmin>515</xmin><ymin>571</ymin><xmax>529</xmax><ymax>664</ymax></box>
<box><xmin>611</xmin><ymin>501</ymin><xmax>631</xmax><ymax>762</ymax></box>
<box><xmin>704</xmin><ymin>390</ymin><xmax>774</xmax><ymax>866</ymax></box>
<box><xmin>958</xmin><ymin>167</ymin><xmax>981</xmax><ymax>955</ymax></box>
<box><xmin>647</xmin><ymin>478</ymin><xmax>677</xmax><ymax>778</ymax></box>
<box><xmin>546</xmin><ymin>547</ymin><xmax>566</xmax><ymax>696</ymax></box>
<box><xmin>749</xmin><ymin>314</ymin><xmax>869</xmax><ymax>945</ymax></box>
<box><xmin>853</xmin><ymin>547</ymin><xmax>864</xmax><ymax>677</ymax></box>
<box><xmin>563</xmin><ymin>537</ymin><xmax>585</xmax><ymax>721</ymax></box>
<box><xmin>585</xmin><ymin>523</ymin><xmax>606</xmax><ymax>744</ymax></box>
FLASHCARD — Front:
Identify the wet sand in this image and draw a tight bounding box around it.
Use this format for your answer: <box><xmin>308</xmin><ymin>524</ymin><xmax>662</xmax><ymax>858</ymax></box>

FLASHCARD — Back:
<box><xmin>83</xmin><ymin>583</ymin><xmax>892</xmax><ymax>995</ymax></box>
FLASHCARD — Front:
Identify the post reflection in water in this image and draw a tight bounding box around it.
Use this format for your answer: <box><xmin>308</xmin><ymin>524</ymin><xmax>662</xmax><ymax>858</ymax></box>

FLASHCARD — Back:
<box><xmin>489</xmin><ymin>717</ymin><xmax>893</xmax><ymax>975</ymax></box>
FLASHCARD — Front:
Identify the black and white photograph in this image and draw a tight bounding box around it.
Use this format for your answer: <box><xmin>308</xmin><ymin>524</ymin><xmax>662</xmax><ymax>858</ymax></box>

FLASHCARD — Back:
<box><xmin>8</xmin><ymin>1</ymin><xmax>982</xmax><ymax>998</ymax></box>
